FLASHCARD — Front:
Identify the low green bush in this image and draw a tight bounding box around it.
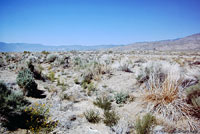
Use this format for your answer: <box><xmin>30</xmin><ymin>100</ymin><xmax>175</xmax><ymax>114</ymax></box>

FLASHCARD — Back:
<box><xmin>16</xmin><ymin>68</ymin><xmax>38</xmax><ymax>96</ymax></box>
<box><xmin>115</xmin><ymin>92</ymin><xmax>129</xmax><ymax>104</ymax></box>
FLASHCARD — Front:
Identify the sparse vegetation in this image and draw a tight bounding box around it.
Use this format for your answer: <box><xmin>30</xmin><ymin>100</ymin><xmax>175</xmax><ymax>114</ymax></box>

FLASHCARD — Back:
<box><xmin>84</xmin><ymin>109</ymin><xmax>101</xmax><ymax>123</ymax></box>
<box><xmin>1</xmin><ymin>50</ymin><xmax>200</xmax><ymax>133</ymax></box>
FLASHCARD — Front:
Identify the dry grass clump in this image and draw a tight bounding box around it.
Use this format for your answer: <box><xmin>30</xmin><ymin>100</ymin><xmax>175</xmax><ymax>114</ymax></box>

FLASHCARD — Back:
<box><xmin>139</xmin><ymin>61</ymin><xmax>200</xmax><ymax>131</ymax></box>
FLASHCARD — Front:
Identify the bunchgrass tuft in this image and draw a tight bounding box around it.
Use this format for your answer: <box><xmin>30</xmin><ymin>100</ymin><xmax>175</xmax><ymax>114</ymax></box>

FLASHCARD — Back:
<box><xmin>93</xmin><ymin>96</ymin><xmax>112</xmax><ymax>111</ymax></box>
<box><xmin>103</xmin><ymin>110</ymin><xmax>120</xmax><ymax>127</ymax></box>
<box><xmin>84</xmin><ymin>109</ymin><xmax>101</xmax><ymax>123</ymax></box>
<box><xmin>135</xmin><ymin>113</ymin><xmax>156</xmax><ymax>134</ymax></box>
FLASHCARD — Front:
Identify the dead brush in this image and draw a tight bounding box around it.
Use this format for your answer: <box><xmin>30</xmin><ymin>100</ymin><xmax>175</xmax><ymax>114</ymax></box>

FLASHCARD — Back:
<box><xmin>141</xmin><ymin>73</ymin><xmax>200</xmax><ymax>131</ymax></box>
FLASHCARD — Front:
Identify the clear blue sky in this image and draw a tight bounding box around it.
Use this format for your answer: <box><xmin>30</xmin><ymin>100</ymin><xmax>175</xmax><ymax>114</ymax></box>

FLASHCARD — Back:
<box><xmin>0</xmin><ymin>0</ymin><xmax>200</xmax><ymax>46</ymax></box>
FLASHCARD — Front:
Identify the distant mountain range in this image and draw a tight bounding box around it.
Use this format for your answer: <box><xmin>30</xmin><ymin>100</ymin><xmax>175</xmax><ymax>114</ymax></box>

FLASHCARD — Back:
<box><xmin>0</xmin><ymin>42</ymin><xmax>122</xmax><ymax>52</ymax></box>
<box><xmin>0</xmin><ymin>33</ymin><xmax>200</xmax><ymax>52</ymax></box>
<box><xmin>111</xmin><ymin>33</ymin><xmax>200</xmax><ymax>51</ymax></box>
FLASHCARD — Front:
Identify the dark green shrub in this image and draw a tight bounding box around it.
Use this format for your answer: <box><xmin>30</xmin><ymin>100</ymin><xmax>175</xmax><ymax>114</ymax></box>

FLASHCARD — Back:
<box><xmin>23</xmin><ymin>51</ymin><xmax>30</xmax><ymax>54</ymax></box>
<box><xmin>0</xmin><ymin>81</ymin><xmax>30</xmax><ymax>130</ymax></box>
<box><xmin>135</xmin><ymin>113</ymin><xmax>156</xmax><ymax>134</ymax></box>
<box><xmin>93</xmin><ymin>96</ymin><xmax>112</xmax><ymax>111</ymax></box>
<box><xmin>41</xmin><ymin>51</ymin><xmax>49</xmax><ymax>55</ymax></box>
<box><xmin>115</xmin><ymin>92</ymin><xmax>129</xmax><ymax>104</ymax></box>
<box><xmin>16</xmin><ymin>68</ymin><xmax>38</xmax><ymax>96</ymax></box>
<box><xmin>84</xmin><ymin>109</ymin><xmax>101</xmax><ymax>123</ymax></box>
<box><xmin>103</xmin><ymin>110</ymin><xmax>119</xmax><ymax>127</ymax></box>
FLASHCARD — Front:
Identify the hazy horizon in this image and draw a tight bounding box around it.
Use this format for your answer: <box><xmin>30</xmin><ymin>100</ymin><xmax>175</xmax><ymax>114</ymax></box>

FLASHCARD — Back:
<box><xmin>0</xmin><ymin>0</ymin><xmax>200</xmax><ymax>46</ymax></box>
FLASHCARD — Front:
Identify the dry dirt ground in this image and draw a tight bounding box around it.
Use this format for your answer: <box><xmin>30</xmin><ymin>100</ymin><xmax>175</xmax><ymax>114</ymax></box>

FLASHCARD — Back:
<box><xmin>0</xmin><ymin>50</ymin><xmax>200</xmax><ymax>134</ymax></box>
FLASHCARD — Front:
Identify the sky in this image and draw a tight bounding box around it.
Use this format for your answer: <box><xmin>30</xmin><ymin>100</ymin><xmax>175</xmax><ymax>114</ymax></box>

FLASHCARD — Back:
<box><xmin>0</xmin><ymin>0</ymin><xmax>200</xmax><ymax>46</ymax></box>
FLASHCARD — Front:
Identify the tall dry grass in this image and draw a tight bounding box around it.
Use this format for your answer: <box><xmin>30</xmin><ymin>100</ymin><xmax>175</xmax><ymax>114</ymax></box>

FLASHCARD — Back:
<box><xmin>139</xmin><ymin>61</ymin><xmax>200</xmax><ymax>131</ymax></box>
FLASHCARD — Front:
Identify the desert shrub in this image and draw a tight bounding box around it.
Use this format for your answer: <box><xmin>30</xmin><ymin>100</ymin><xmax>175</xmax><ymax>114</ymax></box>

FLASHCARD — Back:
<box><xmin>87</xmin><ymin>82</ymin><xmax>96</xmax><ymax>96</ymax></box>
<box><xmin>27</xmin><ymin>62</ymin><xmax>46</xmax><ymax>81</ymax></box>
<box><xmin>23</xmin><ymin>51</ymin><xmax>31</xmax><ymax>54</ymax></box>
<box><xmin>186</xmin><ymin>82</ymin><xmax>200</xmax><ymax>108</ymax></box>
<box><xmin>115</xmin><ymin>92</ymin><xmax>129</xmax><ymax>104</ymax></box>
<box><xmin>41</xmin><ymin>51</ymin><xmax>49</xmax><ymax>55</ymax></box>
<box><xmin>38</xmin><ymin>64</ymin><xmax>44</xmax><ymax>72</ymax></box>
<box><xmin>84</xmin><ymin>109</ymin><xmax>101</xmax><ymax>123</ymax></box>
<box><xmin>16</xmin><ymin>68</ymin><xmax>38</xmax><ymax>96</ymax></box>
<box><xmin>74</xmin><ymin>78</ymin><xmax>80</xmax><ymax>84</ymax></box>
<box><xmin>135</xmin><ymin>113</ymin><xmax>156</xmax><ymax>134</ymax></box>
<box><xmin>103</xmin><ymin>110</ymin><xmax>120</xmax><ymax>127</ymax></box>
<box><xmin>119</xmin><ymin>63</ymin><xmax>132</xmax><ymax>72</ymax></box>
<box><xmin>5</xmin><ymin>54</ymin><xmax>15</xmax><ymax>62</ymax></box>
<box><xmin>81</xmin><ymin>71</ymin><xmax>93</xmax><ymax>84</ymax></box>
<box><xmin>46</xmin><ymin>54</ymin><xmax>57</xmax><ymax>63</ymax></box>
<box><xmin>74</xmin><ymin>57</ymin><xmax>82</xmax><ymax>66</ymax></box>
<box><xmin>93</xmin><ymin>96</ymin><xmax>112</xmax><ymax>111</ymax></box>
<box><xmin>0</xmin><ymin>81</ymin><xmax>30</xmax><ymax>129</ymax></box>
<box><xmin>81</xmin><ymin>81</ymin><xmax>96</xmax><ymax>96</ymax></box>
<box><xmin>48</xmin><ymin>71</ymin><xmax>55</xmax><ymax>82</ymax></box>
<box><xmin>25</xmin><ymin>102</ymin><xmax>58</xmax><ymax>133</ymax></box>
<box><xmin>135</xmin><ymin>61</ymin><xmax>173</xmax><ymax>84</ymax></box>
<box><xmin>60</xmin><ymin>93</ymin><xmax>70</xmax><ymax>100</ymax></box>
<box><xmin>0</xmin><ymin>57</ymin><xmax>5</xmax><ymax>67</ymax></box>
<box><xmin>81</xmin><ymin>81</ymin><xmax>88</xmax><ymax>89</ymax></box>
<box><xmin>26</xmin><ymin>56</ymin><xmax>37</xmax><ymax>64</ymax></box>
<box><xmin>81</xmin><ymin>60</ymin><xmax>111</xmax><ymax>82</ymax></box>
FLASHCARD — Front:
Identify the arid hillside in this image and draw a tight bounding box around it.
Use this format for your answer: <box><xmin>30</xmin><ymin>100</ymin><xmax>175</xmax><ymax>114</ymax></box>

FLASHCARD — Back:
<box><xmin>111</xmin><ymin>33</ymin><xmax>200</xmax><ymax>51</ymax></box>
